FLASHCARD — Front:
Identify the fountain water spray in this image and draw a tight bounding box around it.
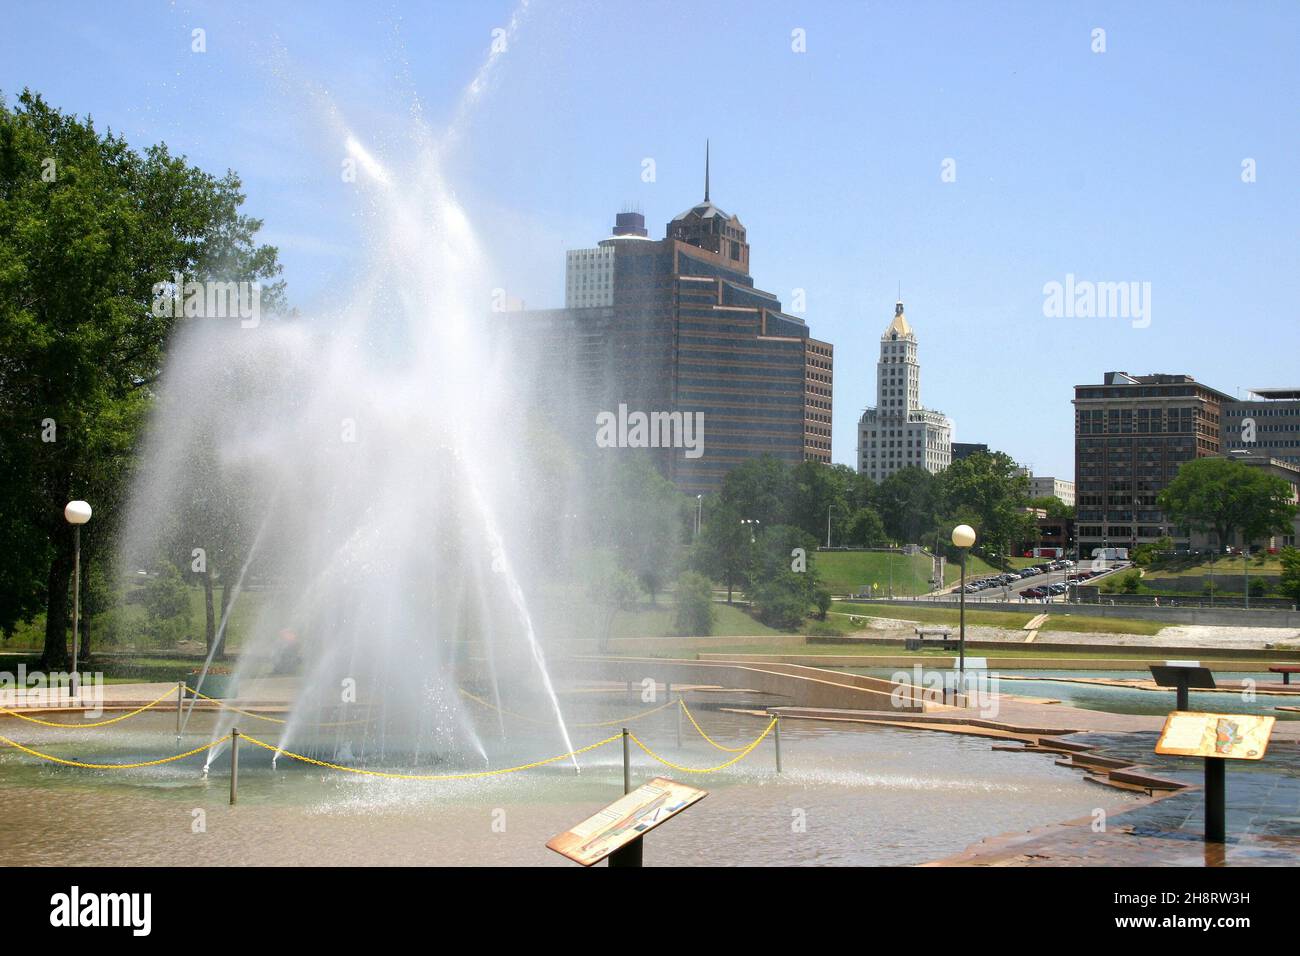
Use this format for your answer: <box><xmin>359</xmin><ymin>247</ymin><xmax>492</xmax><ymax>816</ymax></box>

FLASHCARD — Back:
<box><xmin>120</xmin><ymin>19</ymin><xmax>582</xmax><ymax>773</ymax></box>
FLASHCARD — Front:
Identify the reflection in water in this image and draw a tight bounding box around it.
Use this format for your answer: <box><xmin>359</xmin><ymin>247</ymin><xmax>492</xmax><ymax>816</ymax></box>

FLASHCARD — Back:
<box><xmin>848</xmin><ymin>668</ymin><xmax>1300</xmax><ymax>719</ymax></box>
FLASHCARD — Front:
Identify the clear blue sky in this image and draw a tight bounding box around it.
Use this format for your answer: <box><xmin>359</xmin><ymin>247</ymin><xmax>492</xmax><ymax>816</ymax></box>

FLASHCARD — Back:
<box><xmin>4</xmin><ymin>1</ymin><xmax>1297</xmax><ymax>477</ymax></box>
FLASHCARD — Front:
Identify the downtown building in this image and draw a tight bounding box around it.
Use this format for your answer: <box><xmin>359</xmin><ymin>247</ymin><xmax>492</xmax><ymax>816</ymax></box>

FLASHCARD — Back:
<box><xmin>1219</xmin><ymin>387</ymin><xmax>1300</xmax><ymax>468</ymax></box>
<box><xmin>503</xmin><ymin>158</ymin><xmax>833</xmax><ymax>495</ymax></box>
<box><xmin>1072</xmin><ymin>371</ymin><xmax>1231</xmax><ymax>556</ymax></box>
<box><xmin>1028</xmin><ymin>475</ymin><xmax>1076</xmax><ymax>506</ymax></box>
<box><xmin>856</xmin><ymin>301</ymin><xmax>953</xmax><ymax>481</ymax></box>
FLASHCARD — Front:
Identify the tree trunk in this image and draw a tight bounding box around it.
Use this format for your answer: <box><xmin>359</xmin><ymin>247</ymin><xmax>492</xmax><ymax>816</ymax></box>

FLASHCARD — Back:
<box><xmin>40</xmin><ymin>544</ymin><xmax>73</xmax><ymax>671</ymax></box>
<box><xmin>217</xmin><ymin>579</ymin><xmax>233</xmax><ymax>658</ymax></box>
<box><xmin>202</xmin><ymin>569</ymin><xmax>216</xmax><ymax>656</ymax></box>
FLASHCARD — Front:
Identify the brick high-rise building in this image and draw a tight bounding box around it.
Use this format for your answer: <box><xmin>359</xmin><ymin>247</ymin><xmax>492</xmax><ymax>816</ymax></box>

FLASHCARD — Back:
<box><xmin>1072</xmin><ymin>371</ymin><xmax>1231</xmax><ymax>556</ymax></box>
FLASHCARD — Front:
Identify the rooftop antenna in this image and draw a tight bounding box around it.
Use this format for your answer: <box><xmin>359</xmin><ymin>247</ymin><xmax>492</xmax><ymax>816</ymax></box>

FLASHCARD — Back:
<box><xmin>704</xmin><ymin>139</ymin><xmax>710</xmax><ymax>202</ymax></box>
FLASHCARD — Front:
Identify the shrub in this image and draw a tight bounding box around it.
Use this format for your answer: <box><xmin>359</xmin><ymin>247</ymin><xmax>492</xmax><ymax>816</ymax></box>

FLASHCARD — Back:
<box><xmin>813</xmin><ymin>586</ymin><xmax>832</xmax><ymax>620</ymax></box>
<box><xmin>751</xmin><ymin>573</ymin><xmax>812</xmax><ymax>630</ymax></box>
<box><xmin>142</xmin><ymin>563</ymin><xmax>192</xmax><ymax>646</ymax></box>
<box><xmin>673</xmin><ymin>571</ymin><xmax>716</xmax><ymax>636</ymax></box>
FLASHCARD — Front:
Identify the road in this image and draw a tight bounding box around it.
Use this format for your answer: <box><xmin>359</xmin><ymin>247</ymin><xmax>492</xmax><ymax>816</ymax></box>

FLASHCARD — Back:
<box><xmin>926</xmin><ymin>562</ymin><xmax>1131</xmax><ymax>605</ymax></box>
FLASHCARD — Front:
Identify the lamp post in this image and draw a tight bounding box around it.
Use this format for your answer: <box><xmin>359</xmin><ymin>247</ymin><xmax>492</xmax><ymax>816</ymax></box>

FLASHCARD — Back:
<box><xmin>64</xmin><ymin>500</ymin><xmax>92</xmax><ymax>703</ymax></box>
<box><xmin>951</xmin><ymin>524</ymin><xmax>976</xmax><ymax>695</ymax></box>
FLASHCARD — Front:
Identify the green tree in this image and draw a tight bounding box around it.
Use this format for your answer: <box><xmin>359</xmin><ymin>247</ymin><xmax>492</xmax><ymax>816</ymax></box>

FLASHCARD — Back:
<box><xmin>937</xmin><ymin>451</ymin><xmax>1034</xmax><ymax>570</ymax></box>
<box><xmin>785</xmin><ymin>459</ymin><xmax>857</xmax><ymax>543</ymax></box>
<box><xmin>141</xmin><ymin>562</ymin><xmax>192</xmax><ymax>646</ymax></box>
<box><xmin>747</xmin><ymin>524</ymin><xmax>820</xmax><ymax>629</ymax></box>
<box><xmin>589</xmin><ymin>455</ymin><xmax>685</xmax><ymax>603</ymax></box>
<box><xmin>672</xmin><ymin>570</ymin><xmax>715</xmax><ymax>636</ymax></box>
<box><xmin>586</xmin><ymin>559</ymin><xmax>640</xmax><ymax>653</ymax></box>
<box><xmin>718</xmin><ymin>456</ymin><xmax>791</xmax><ymax>528</ymax></box>
<box><xmin>691</xmin><ymin>499</ymin><xmax>753</xmax><ymax>603</ymax></box>
<box><xmin>1029</xmin><ymin>496</ymin><xmax>1075</xmax><ymax>520</ymax></box>
<box><xmin>0</xmin><ymin>91</ymin><xmax>283</xmax><ymax>667</ymax></box>
<box><xmin>1157</xmin><ymin>458</ymin><xmax>1297</xmax><ymax>554</ymax></box>
<box><xmin>875</xmin><ymin>467</ymin><xmax>940</xmax><ymax>544</ymax></box>
<box><xmin>845</xmin><ymin>505</ymin><xmax>887</xmax><ymax>547</ymax></box>
<box><xmin>1279</xmin><ymin>547</ymin><xmax>1300</xmax><ymax>604</ymax></box>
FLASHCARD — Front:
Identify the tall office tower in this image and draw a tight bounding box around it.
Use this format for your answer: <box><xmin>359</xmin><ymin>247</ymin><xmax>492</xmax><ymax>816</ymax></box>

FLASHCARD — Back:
<box><xmin>856</xmin><ymin>301</ymin><xmax>953</xmax><ymax>481</ymax></box>
<box><xmin>505</xmin><ymin>146</ymin><xmax>833</xmax><ymax>494</ymax></box>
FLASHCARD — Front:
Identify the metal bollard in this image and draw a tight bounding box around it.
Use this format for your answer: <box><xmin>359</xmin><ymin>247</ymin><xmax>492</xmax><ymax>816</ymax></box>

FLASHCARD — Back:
<box><xmin>229</xmin><ymin>727</ymin><xmax>240</xmax><ymax>806</ymax></box>
<box><xmin>176</xmin><ymin>681</ymin><xmax>184</xmax><ymax>739</ymax></box>
<box><xmin>675</xmin><ymin>696</ymin><xmax>682</xmax><ymax>749</ymax></box>
<box><xmin>773</xmin><ymin>714</ymin><xmax>782</xmax><ymax>774</ymax></box>
<box><xmin>611</xmin><ymin>728</ymin><xmax>643</xmax><ymax>867</ymax></box>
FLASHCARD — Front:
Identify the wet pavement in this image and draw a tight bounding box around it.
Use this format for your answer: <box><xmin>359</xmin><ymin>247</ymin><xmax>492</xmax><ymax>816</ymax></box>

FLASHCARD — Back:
<box><xmin>937</xmin><ymin>733</ymin><xmax>1300</xmax><ymax>866</ymax></box>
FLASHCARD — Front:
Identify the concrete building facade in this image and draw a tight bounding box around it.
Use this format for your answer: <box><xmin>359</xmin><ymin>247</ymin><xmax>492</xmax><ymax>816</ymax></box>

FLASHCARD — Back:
<box><xmin>1029</xmin><ymin>475</ymin><xmax>1076</xmax><ymax>506</ymax></box>
<box><xmin>1220</xmin><ymin>387</ymin><xmax>1300</xmax><ymax>468</ymax></box>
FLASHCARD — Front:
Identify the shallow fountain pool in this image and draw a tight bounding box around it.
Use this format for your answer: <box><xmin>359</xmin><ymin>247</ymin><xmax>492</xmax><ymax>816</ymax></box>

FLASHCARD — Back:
<box><xmin>0</xmin><ymin>702</ymin><xmax>1141</xmax><ymax>866</ymax></box>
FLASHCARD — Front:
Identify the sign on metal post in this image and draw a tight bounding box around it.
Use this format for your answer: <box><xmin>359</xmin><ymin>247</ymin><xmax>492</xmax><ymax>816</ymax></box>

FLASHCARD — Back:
<box><xmin>1155</xmin><ymin>712</ymin><xmax>1275</xmax><ymax>845</ymax></box>
<box><xmin>1155</xmin><ymin>712</ymin><xmax>1274</xmax><ymax>760</ymax></box>
<box><xmin>547</xmin><ymin>777</ymin><xmax>707</xmax><ymax>867</ymax></box>
<box><xmin>1148</xmin><ymin>664</ymin><xmax>1216</xmax><ymax>712</ymax></box>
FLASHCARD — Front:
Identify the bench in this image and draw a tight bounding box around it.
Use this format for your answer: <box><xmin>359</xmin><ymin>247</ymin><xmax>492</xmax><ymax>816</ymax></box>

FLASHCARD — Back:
<box><xmin>906</xmin><ymin>625</ymin><xmax>959</xmax><ymax>652</ymax></box>
<box><xmin>1269</xmin><ymin>666</ymin><xmax>1300</xmax><ymax>685</ymax></box>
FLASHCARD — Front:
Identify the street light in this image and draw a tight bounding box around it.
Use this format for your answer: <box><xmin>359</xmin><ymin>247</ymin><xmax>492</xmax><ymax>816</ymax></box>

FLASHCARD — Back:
<box><xmin>694</xmin><ymin>495</ymin><xmax>703</xmax><ymax>538</ymax></box>
<box><xmin>64</xmin><ymin>500</ymin><xmax>92</xmax><ymax>703</ymax></box>
<box><xmin>951</xmin><ymin>524</ymin><xmax>976</xmax><ymax>695</ymax></box>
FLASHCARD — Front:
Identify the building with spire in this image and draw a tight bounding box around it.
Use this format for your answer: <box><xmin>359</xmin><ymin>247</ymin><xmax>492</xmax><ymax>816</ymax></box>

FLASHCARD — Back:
<box><xmin>506</xmin><ymin>145</ymin><xmax>833</xmax><ymax>493</ymax></box>
<box><xmin>856</xmin><ymin>300</ymin><xmax>952</xmax><ymax>481</ymax></box>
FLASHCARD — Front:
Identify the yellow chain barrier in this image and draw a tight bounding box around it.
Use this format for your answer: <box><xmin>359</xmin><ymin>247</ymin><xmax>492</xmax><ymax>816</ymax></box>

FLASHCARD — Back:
<box><xmin>678</xmin><ymin>699</ymin><xmax>748</xmax><ymax>752</ymax></box>
<box><xmin>0</xmin><ymin>733</ymin><xmax>232</xmax><ymax>770</ymax></box>
<box><xmin>0</xmin><ymin>687</ymin><xmax>781</xmax><ymax>778</ymax></box>
<box><xmin>0</xmin><ymin>685</ymin><xmax>180</xmax><ymax>729</ymax></box>
<box><xmin>184</xmin><ymin>687</ymin><xmax>376</xmax><ymax>728</ymax></box>
<box><xmin>239</xmin><ymin>731</ymin><xmax>623</xmax><ymax>781</ymax></box>
<box><xmin>629</xmin><ymin>717</ymin><xmax>777</xmax><ymax>774</ymax></box>
<box><xmin>182</xmin><ymin>686</ymin><xmax>288</xmax><ymax>724</ymax></box>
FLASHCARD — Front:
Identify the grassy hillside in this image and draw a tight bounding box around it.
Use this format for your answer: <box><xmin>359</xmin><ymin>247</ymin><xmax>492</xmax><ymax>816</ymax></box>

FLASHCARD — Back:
<box><xmin>815</xmin><ymin>550</ymin><xmax>1001</xmax><ymax>596</ymax></box>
